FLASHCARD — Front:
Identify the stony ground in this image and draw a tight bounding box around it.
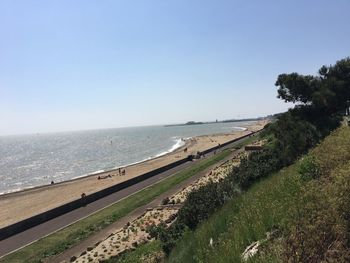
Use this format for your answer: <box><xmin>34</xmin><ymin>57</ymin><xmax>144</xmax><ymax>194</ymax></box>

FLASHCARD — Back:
<box><xmin>74</xmin><ymin>207</ymin><xmax>178</xmax><ymax>263</ymax></box>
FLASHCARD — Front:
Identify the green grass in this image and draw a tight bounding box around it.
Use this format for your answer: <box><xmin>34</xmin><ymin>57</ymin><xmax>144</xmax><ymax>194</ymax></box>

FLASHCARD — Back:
<box><xmin>167</xmin><ymin>164</ymin><xmax>302</xmax><ymax>263</ymax></box>
<box><xmin>166</xmin><ymin>126</ymin><xmax>350</xmax><ymax>263</ymax></box>
<box><xmin>1</xmin><ymin>149</ymin><xmax>232</xmax><ymax>263</ymax></box>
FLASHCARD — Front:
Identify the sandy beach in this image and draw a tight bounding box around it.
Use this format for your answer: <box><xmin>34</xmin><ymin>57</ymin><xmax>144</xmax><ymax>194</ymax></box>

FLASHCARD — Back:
<box><xmin>0</xmin><ymin>120</ymin><xmax>267</xmax><ymax>228</ymax></box>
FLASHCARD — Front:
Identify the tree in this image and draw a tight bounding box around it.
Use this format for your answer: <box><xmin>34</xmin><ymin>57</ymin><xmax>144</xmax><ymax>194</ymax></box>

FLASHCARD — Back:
<box><xmin>276</xmin><ymin>73</ymin><xmax>316</xmax><ymax>104</ymax></box>
<box><xmin>275</xmin><ymin>57</ymin><xmax>350</xmax><ymax>114</ymax></box>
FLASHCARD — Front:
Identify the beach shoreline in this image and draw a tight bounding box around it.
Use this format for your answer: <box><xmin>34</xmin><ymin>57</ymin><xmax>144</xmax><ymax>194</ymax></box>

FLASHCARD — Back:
<box><xmin>0</xmin><ymin>120</ymin><xmax>268</xmax><ymax>228</ymax></box>
<box><xmin>0</xmin><ymin>138</ymin><xmax>186</xmax><ymax>197</ymax></box>
<box><xmin>0</xmin><ymin>125</ymin><xmax>249</xmax><ymax>197</ymax></box>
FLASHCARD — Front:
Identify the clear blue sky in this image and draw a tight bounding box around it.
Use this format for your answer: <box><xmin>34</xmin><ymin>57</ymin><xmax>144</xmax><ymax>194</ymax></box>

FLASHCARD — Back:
<box><xmin>1</xmin><ymin>0</ymin><xmax>349</xmax><ymax>135</ymax></box>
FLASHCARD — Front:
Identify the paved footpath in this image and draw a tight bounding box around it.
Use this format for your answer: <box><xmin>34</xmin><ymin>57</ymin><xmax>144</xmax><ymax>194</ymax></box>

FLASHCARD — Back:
<box><xmin>0</xmin><ymin>134</ymin><xmax>255</xmax><ymax>260</ymax></box>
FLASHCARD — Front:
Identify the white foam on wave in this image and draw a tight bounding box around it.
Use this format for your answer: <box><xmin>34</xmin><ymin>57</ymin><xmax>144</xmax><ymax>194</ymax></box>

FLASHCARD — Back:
<box><xmin>0</xmin><ymin>185</ymin><xmax>37</xmax><ymax>195</ymax></box>
<box><xmin>25</xmin><ymin>138</ymin><xmax>187</xmax><ymax>185</ymax></box>
<box><xmin>155</xmin><ymin>138</ymin><xmax>185</xmax><ymax>158</ymax></box>
<box><xmin>0</xmin><ymin>170</ymin><xmax>96</xmax><ymax>194</ymax></box>
<box><xmin>232</xmin><ymin>126</ymin><xmax>247</xmax><ymax>131</ymax></box>
<box><xmin>15</xmin><ymin>163</ymin><xmax>38</xmax><ymax>170</ymax></box>
<box><xmin>72</xmin><ymin>169</ymin><xmax>105</xmax><ymax>180</ymax></box>
<box><xmin>0</xmin><ymin>187</ymin><xmax>23</xmax><ymax>195</ymax></box>
<box><xmin>0</xmin><ymin>138</ymin><xmax>187</xmax><ymax>195</ymax></box>
<box><xmin>110</xmin><ymin>137</ymin><xmax>186</xmax><ymax>170</ymax></box>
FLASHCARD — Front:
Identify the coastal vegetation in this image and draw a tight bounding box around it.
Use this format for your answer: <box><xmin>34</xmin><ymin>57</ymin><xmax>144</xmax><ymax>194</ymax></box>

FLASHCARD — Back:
<box><xmin>1</xmin><ymin>149</ymin><xmax>233</xmax><ymax>263</ymax></box>
<box><xmin>167</xmin><ymin>125</ymin><xmax>350</xmax><ymax>263</ymax></box>
<box><xmin>116</xmin><ymin>57</ymin><xmax>350</xmax><ymax>262</ymax></box>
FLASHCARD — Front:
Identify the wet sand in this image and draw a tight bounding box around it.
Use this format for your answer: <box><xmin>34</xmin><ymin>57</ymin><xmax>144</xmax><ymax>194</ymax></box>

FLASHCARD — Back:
<box><xmin>0</xmin><ymin>121</ymin><xmax>267</xmax><ymax>228</ymax></box>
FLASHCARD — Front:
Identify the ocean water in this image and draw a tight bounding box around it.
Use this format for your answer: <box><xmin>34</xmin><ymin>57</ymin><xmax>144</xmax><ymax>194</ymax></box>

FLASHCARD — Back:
<box><xmin>0</xmin><ymin>121</ymin><xmax>252</xmax><ymax>194</ymax></box>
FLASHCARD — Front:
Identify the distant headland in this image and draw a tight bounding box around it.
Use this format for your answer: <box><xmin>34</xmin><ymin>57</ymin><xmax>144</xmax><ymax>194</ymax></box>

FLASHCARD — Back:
<box><xmin>164</xmin><ymin>116</ymin><xmax>273</xmax><ymax>127</ymax></box>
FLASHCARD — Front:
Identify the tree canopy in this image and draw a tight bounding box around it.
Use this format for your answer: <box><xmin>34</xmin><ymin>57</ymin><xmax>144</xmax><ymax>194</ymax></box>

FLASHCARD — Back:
<box><xmin>276</xmin><ymin>57</ymin><xmax>350</xmax><ymax>114</ymax></box>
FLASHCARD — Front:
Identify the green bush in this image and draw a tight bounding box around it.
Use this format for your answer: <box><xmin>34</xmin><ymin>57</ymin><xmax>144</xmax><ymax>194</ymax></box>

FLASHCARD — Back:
<box><xmin>159</xmin><ymin>223</ymin><xmax>187</xmax><ymax>255</ymax></box>
<box><xmin>229</xmin><ymin>148</ymin><xmax>283</xmax><ymax>189</ymax></box>
<box><xmin>297</xmin><ymin>155</ymin><xmax>320</xmax><ymax>181</ymax></box>
<box><xmin>146</xmin><ymin>222</ymin><xmax>166</xmax><ymax>239</ymax></box>
<box><xmin>269</xmin><ymin>111</ymin><xmax>322</xmax><ymax>165</ymax></box>
<box><xmin>177</xmin><ymin>181</ymin><xmax>239</xmax><ymax>230</ymax></box>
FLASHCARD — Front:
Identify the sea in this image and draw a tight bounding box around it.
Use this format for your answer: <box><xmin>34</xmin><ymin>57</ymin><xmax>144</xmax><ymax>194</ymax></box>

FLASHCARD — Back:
<box><xmin>0</xmin><ymin>121</ymin><xmax>253</xmax><ymax>194</ymax></box>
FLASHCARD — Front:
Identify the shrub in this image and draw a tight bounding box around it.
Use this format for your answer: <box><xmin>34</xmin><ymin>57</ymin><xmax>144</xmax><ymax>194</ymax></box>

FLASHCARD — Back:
<box><xmin>161</xmin><ymin>197</ymin><xmax>170</xmax><ymax>205</ymax></box>
<box><xmin>297</xmin><ymin>155</ymin><xmax>320</xmax><ymax>181</ymax></box>
<box><xmin>147</xmin><ymin>222</ymin><xmax>186</xmax><ymax>256</ymax></box>
<box><xmin>146</xmin><ymin>222</ymin><xmax>166</xmax><ymax>239</ymax></box>
<box><xmin>177</xmin><ymin>181</ymin><xmax>238</xmax><ymax>230</ymax></box>
<box><xmin>270</xmin><ymin>112</ymin><xmax>321</xmax><ymax>165</ymax></box>
<box><xmin>229</xmin><ymin>148</ymin><xmax>283</xmax><ymax>189</ymax></box>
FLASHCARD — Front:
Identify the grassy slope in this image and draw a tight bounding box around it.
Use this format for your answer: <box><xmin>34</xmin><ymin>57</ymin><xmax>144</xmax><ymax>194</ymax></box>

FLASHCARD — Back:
<box><xmin>168</xmin><ymin>164</ymin><xmax>301</xmax><ymax>263</ymax></box>
<box><xmin>2</xmin><ymin>150</ymin><xmax>232</xmax><ymax>263</ymax></box>
<box><xmin>167</xmin><ymin>126</ymin><xmax>350</xmax><ymax>263</ymax></box>
<box><xmin>104</xmin><ymin>136</ymin><xmax>263</xmax><ymax>263</ymax></box>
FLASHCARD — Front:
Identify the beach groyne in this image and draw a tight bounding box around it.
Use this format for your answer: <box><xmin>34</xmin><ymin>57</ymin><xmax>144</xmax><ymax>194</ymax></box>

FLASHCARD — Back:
<box><xmin>0</xmin><ymin>131</ymin><xmax>257</xmax><ymax>241</ymax></box>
